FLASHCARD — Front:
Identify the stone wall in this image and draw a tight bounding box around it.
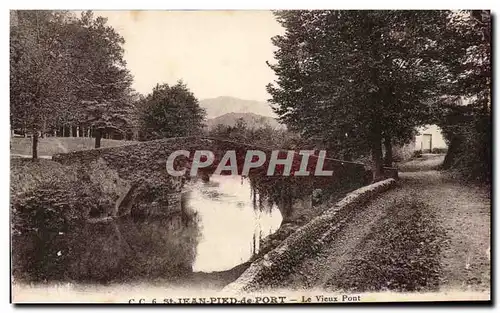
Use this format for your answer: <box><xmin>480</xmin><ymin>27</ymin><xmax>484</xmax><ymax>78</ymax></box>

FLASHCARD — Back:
<box><xmin>52</xmin><ymin>137</ymin><xmax>207</xmax><ymax>217</ymax></box>
<box><xmin>222</xmin><ymin>178</ymin><xmax>397</xmax><ymax>293</ymax></box>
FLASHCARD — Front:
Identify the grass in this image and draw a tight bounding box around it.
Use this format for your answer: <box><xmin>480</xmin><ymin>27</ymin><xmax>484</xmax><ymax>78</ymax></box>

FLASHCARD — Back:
<box><xmin>397</xmin><ymin>154</ymin><xmax>445</xmax><ymax>172</ymax></box>
<box><xmin>10</xmin><ymin>137</ymin><xmax>137</xmax><ymax>157</ymax></box>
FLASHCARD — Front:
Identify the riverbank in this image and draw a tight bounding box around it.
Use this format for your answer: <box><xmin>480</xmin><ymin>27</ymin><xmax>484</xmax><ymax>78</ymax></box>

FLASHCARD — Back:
<box><xmin>267</xmin><ymin>155</ymin><xmax>490</xmax><ymax>297</ymax></box>
<box><xmin>10</xmin><ymin>158</ymin><xmax>79</xmax><ymax>195</ymax></box>
<box><xmin>251</xmin><ymin>182</ymin><xmax>365</xmax><ymax>262</ymax></box>
<box><xmin>223</xmin><ymin>179</ymin><xmax>397</xmax><ymax>293</ymax></box>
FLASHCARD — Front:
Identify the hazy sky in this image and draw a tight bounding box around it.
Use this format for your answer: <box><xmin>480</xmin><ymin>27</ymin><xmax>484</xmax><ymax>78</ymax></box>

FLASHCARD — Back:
<box><xmin>94</xmin><ymin>11</ymin><xmax>284</xmax><ymax>101</ymax></box>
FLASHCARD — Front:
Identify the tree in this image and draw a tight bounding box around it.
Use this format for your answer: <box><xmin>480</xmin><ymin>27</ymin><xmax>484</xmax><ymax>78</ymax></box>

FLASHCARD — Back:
<box><xmin>10</xmin><ymin>10</ymin><xmax>137</xmax><ymax>152</ymax></box>
<box><xmin>10</xmin><ymin>10</ymin><xmax>75</xmax><ymax>159</ymax></box>
<box><xmin>83</xmin><ymin>97</ymin><xmax>137</xmax><ymax>148</ymax></box>
<box><xmin>69</xmin><ymin>11</ymin><xmax>135</xmax><ymax>147</ymax></box>
<box><xmin>436</xmin><ymin>11</ymin><xmax>491</xmax><ymax>181</ymax></box>
<box><xmin>267</xmin><ymin>10</ymin><xmax>449</xmax><ymax>180</ymax></box>
<box><xmin>139</xmin><ymin>82</ymin><xmax>206</xmax><ymax>140</ymax></box>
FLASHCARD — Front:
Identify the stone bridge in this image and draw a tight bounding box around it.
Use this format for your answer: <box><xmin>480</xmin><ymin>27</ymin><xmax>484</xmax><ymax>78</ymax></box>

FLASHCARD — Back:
<box><xmin>53</xmin><ymin>136</ymin><xmax>369</xmax><ymax>222</ymax></box>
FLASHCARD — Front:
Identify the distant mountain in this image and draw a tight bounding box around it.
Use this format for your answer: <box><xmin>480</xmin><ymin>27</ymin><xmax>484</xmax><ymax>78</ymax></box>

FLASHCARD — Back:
<box><xmin>205</xmin><ymin>112</ymin><xmax>284</xmax><ymax>130</ymax></box>
<box><xmin>199</xmin><ymin>96</ymin><xmax>276</xmax><ymax>119</ymax></box>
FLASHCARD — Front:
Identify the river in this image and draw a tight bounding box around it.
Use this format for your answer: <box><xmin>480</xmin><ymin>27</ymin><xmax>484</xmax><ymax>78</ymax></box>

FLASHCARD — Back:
<box><xmin>187</xmin><ymin>174</ymin><xmax>282</xmax><ymax>272</ymax></box>
<box><xmin>12</xmin><ymin>174</ymin><xmax>283</xmax><ymax>284</ymax></box>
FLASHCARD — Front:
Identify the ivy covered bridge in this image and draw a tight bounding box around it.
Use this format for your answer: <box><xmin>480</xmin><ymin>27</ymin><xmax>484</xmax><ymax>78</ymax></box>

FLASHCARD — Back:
<box><xmin>52</xmin><ymin>136</ymin><xmax>370</xmax><ymax>222</ymax></box>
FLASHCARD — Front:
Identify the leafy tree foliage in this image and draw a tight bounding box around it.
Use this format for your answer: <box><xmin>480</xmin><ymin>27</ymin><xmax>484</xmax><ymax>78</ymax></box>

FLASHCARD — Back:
<box><xmin>10</xmin><ymin>11</ymin><xmax>76</xmax><ymax>158</ymax></box>
<box><xmin>267</xmin><ymin>10</ymin><xmax>452</xmax><ymax>180</ymax></box>
<box><xmin>138</xmin><ymin>82</ymin><xmax>206</xmax><ymax>140</ymax></box>
<box><xmin>83</xmin><ymin>98</ymin><xmax>137</xmax><ymax>148</ymax></box>
<box><xmin>207</xmin><ymin>118</ymin><xmax>301</xmax><ymax>149</ymax></box>
<box><xmin>70</xmin><ymin>11</ymin><xmax>136</xmax><ymax>147</ymax></box>
<box><xmin>436</xmin><ymin>11</ymin><xmax>491</xmax><ymax>182</ymax></box>
<box><xmin>10</xmin><ymin>10</ymin><xmax>137</xmax><ymax>153</ymax></box>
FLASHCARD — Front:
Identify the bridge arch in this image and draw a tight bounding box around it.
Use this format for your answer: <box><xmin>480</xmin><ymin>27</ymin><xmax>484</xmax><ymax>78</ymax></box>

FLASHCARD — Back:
<box><xmin>53</xmin><ymin>136</ymin><xmax>369</xmax><ymax>222</ymax></box>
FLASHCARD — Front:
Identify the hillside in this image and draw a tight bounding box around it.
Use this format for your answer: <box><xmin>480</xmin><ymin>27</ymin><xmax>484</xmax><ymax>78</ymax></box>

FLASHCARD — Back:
<box><xmin>200</xmin><ymin>96</ymin><xmax>276</xmax><ymax>119</ymax></box>
<box><xmin>205</xmin><ymin>112</ymin><xmax>283</xmax><ymax>130</ymax></box>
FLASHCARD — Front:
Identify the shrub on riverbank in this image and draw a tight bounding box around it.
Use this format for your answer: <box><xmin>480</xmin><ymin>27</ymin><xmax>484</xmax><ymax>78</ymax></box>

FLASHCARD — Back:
<box><xmin>11</xmin><ymin>156</ymin><xmax>199</xmax><ymax>284</ymax></box>
<box><xmin>11</xmin><ymin>158</ymin><xmax>117</xmax><ymax>282</ymax></box>
<box><xmin>11</xmin><ymin>179</ymin><xmax>199</xmax><ymax>283</ymax></box>
<box><xmin>10</xmin><ymin>158</ymin><xmax>79</xmax><ymax>195</ymax></box>
<box><xmin>11</xmin><ymin>180</ymin><xmax>114</xmax><ymax>282</ymax></box>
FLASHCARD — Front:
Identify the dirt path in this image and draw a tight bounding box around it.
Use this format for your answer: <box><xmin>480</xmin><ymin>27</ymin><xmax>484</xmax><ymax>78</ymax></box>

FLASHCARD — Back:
<box><xmin>278</xmin><ymin>155</ymin><xmax>490</xmax><ymax>294</ymax></box>
<box><xmin>11</xmin><ymin>154</ymin><xmax>52</xmax><ymax>159</ymax></box>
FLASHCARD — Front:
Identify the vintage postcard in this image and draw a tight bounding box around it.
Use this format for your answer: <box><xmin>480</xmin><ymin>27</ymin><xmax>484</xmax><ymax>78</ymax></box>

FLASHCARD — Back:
<box><xmin>9</xmin><ymin>9</ymin><xmax>491</xmax><ymax>304</ymax></box>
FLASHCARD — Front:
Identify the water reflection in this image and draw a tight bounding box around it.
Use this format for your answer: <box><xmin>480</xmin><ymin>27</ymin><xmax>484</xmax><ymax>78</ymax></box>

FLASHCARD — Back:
<box><xmin>12</xmin><ymin>174</ymin><xmax>282</xmax><ymax>284</ymax></box>
<box><xmin>12</xmin><ymin>210</ymin><xmax>200</xmax><ymax>283</ymax></box>
<box><xmin>184</xmin><ymin>174</ymin><xmax>282</xmax><ymax>272</ymax></box>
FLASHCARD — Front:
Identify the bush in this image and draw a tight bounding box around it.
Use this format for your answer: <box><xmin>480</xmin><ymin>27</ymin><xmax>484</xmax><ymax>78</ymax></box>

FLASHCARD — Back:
<box><xmin>441</xmin><ymin>114</ymin><xmax>491</xmax><ymax>183</ymax></box>
<box><xmin>11</xmin><ymin>180</ymin><xmax>114</xmax><ymax>282</ymax></box>
<box><xmin>10</xmin><ymin>158</ymin><xmax>79</xmax><ymax>196</ymax></box>
<box><xmin>11</xmin><ymin>177</ymin><xmax>200</xmax><ymax>284</ymax></box>
<box><xmin>431</xmin><ymin>148</ymin><xmax>448</xmax><ymax>154</ymax></box>
<box><xmin>412</xmin><ymin>150</ymin><xmax>422</xmax><ymax>158</ymax></box>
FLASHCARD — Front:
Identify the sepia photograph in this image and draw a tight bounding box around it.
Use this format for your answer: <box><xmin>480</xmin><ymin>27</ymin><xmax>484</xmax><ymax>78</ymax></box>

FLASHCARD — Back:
<box><xmin>8</xmin><ymin>7</ymin><xmax>491</xmax><ymax>304</ymax></box>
